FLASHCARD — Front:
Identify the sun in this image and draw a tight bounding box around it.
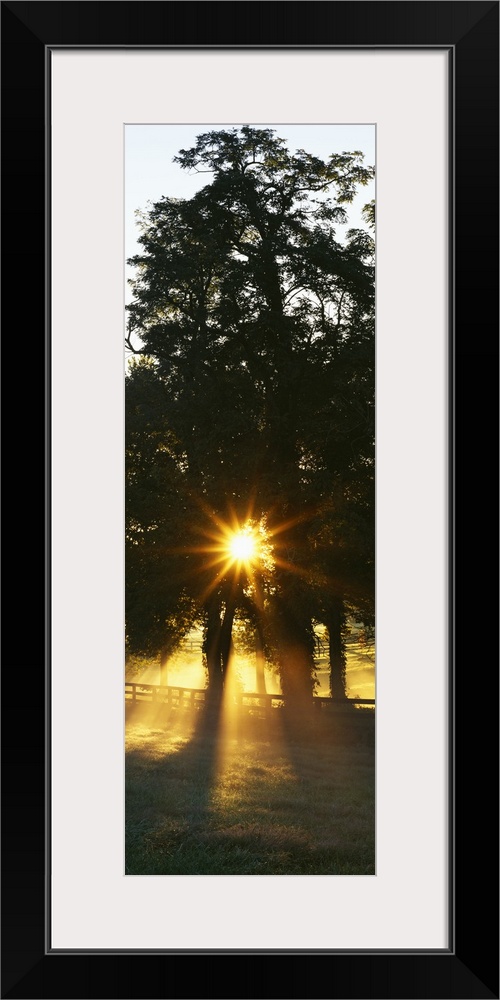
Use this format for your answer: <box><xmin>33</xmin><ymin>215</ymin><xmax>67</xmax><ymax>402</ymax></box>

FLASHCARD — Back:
<box><xmin>228</xmin><ymin>529</ymin><xmax>256</xmax><ymax>564</ymax></box>
<box><xmin>180</xmin><ymin>511</ymin><xmax>275</xmax><ymax>603</ymax></box>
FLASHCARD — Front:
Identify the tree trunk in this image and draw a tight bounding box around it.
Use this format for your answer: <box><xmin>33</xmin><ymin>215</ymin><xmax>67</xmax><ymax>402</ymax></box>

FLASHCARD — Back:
<box><xmin>271</xmin><ymin>590</ymin><xmax>315</xmax><ymax>712</ymax></box>
<box><xmin>159</xmin><ymin>647</ymin><xmax>169</xmax><ymax>687</ymax></box>
<box><xmin>205</xmin><ymin>597</ymin><xmax>223</xmax><ymax>699</ymax></box>
<box><xmin>327</xmin><ymin>597</ymin><xmax>347</xmax><ymax>700</ymax></box>
<box><xmin>255</xmin><ymin>623</ymin><xmax>267</xmax><ymax>694</ymax></box>
<box><xmin>220</xmin><ymin>600</ymin><xmax>236</xmax><ymax>684</ymax></box>
<box><xmin>238</xmin><ymin>587</ymin><xmax>267</xmax><ymax>694</ymax></box>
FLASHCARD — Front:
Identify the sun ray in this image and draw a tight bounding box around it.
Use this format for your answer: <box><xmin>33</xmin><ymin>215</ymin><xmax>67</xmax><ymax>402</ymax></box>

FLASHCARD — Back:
<box><xmin>271</xmin><ymin>555</ymin><xmax>312</xmax><ymax>580</ymax></box>
<box><xmin>196</xmin><ymin>557</ymin><xmax>239</xmax><ymax>604</ymax></box>
<box><xmin>266</xmin><ymin>508</ymin><xmax>317</xmax><ymax>539</ymax></box>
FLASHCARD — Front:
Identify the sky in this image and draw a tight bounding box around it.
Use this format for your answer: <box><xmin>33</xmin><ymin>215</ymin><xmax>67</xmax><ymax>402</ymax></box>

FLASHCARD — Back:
<box><xmin>125</xmin><ymin>123</ymin><xmax>375</xmax><ymax>302</ymax></box>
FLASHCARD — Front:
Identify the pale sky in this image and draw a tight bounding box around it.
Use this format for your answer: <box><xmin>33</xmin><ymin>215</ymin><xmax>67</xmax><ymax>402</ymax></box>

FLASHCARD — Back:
<box><xmin>125</xmin><ymin>123</ymin><xmax>375</xmax><ymax>301</ymax></box>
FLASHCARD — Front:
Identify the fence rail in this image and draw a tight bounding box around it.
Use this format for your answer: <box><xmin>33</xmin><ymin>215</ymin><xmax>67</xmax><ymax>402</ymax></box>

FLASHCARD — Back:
<box><xmin>125</xmin><ymin>682</ymin><xmax>374</xmax><ymax>711</ymax></box>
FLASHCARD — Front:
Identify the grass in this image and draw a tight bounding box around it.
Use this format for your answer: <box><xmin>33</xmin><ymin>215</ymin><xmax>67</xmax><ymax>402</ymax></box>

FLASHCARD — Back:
<box><xmin>125</xmin><ymin>702</ymin><xmax>375</xmax><ymax>876</ymax></box>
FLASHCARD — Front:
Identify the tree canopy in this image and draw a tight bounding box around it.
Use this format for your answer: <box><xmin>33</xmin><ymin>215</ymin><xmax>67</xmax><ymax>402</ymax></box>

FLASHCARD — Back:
<box><xmin>126</xmin><ymin>126</ymin><xmax>375</xmax><ymax>704</ymax></box>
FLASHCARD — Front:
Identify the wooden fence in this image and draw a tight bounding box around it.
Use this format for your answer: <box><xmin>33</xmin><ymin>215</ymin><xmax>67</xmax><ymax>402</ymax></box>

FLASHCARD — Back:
<box><xmin>125</xmin><ymin>682</ymin><xmax>374</xmax><ymax>713</ymax></box>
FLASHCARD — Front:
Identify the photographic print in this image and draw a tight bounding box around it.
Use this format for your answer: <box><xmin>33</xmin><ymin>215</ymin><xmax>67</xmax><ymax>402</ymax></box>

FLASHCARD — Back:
<box><xmin>124</xmin><ymin>124</ymin><xmax>375</xmax><ymax>877</ymax></box>
<box><xmin>3</xmin><ymin>0</ymin><xmax>497</xmax><ymax>989</ymax></box>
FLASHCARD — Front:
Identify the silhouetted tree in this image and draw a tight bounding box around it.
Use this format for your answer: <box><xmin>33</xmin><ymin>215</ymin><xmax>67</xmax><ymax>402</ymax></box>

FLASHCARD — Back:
<box><xmin>126</xmin><ymin>127</ymin><xmax>375</xmax><ymax>704</ymax></box>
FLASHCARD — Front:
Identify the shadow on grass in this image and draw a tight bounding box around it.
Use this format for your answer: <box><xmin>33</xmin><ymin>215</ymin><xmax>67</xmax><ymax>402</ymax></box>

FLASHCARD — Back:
<box><xmin>278</xmin><ymin>703</ymin><xmax>376</xmax><ymax>874</ymax></box>
<box><xmin>126</xmin><ymin>695</ymin><xmax>223</xmax><ymax>836</ymax></box>
<box><xmin>125</xmin><ymin>698</ymin><xmax>375</xmax><ymax>876</ymax></box>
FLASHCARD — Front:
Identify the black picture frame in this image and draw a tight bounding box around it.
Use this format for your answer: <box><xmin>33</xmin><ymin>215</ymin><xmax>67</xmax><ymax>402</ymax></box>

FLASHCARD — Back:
<box><xmin>1</xmin><ymin>2</ymin><xmax>498</xmax><ymax>998</ymax></box>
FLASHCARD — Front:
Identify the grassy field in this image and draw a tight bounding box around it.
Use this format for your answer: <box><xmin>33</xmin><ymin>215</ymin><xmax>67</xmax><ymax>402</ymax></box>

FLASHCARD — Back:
<box><xmin>126</xmin><ymin>701</ymin><xmax>375</xmax><ymax>876</ymax></box>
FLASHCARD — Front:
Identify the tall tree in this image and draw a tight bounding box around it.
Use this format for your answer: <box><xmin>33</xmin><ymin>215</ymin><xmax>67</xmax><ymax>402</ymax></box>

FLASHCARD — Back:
<box><xmin>126</xmin><ymin>127</ymin><xmax>375</xmax><ymax>704</ymax></box>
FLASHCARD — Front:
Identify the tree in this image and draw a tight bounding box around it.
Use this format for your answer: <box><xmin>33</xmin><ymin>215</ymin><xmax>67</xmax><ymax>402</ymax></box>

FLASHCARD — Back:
<box><xmin>125</xmin><ymin>358</ymin><xmax>200</xmax><ymax>679</ymax></box>
<box><xmin>126</xmin><ymin>127</ymin><xmax>375</xmax><ymax>705</ymax></box>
